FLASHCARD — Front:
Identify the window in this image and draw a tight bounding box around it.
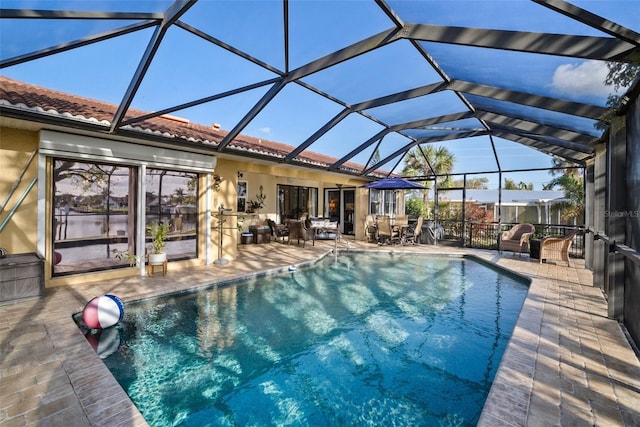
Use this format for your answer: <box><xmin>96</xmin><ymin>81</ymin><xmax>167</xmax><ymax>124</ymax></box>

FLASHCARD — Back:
<box><xmin>145</xmin><ymin>168</ymin><xmax>198</xmax><ymax>261</ymax></box>
<box><xmin>277</xmin><ymin>185</ymin><xmax>318</xmax><ymax>221</ymax></box>
<box><xmin>44</xmin><ymin>131</ymin><xmax>213</xmax><ymax>276</ymax></box>
<box><xmin>369</xmin><ymin>189</ymin><xmax>397</xmax><ymax>216</ymax></box>
<box><xmin>53</xmin><ymin>160</ymin><xmax>134</xmax><ymax>275</ymax></box>
<box><xmin>52</xmin><ymin>160</ymin><xmax>199</xmax><ymax>276</ymax></box>
<box><xmin>237</xmin><ymin>180</ymin><xmax>248</xmax><ymax>212</ymax></box>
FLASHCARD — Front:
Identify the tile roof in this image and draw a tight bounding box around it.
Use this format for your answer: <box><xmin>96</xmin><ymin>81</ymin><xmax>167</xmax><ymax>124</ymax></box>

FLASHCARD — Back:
<box><xmin>0</xmin><ymin>76</ymin><xmax>367</xmax><ymax>174</ymax></box>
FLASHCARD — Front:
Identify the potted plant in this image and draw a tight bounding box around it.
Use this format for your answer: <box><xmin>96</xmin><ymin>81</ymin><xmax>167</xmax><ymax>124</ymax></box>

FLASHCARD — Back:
<box><xmin>248</xmin><ymin>200</ymin><xmax>262</xmax><ymax>213</ymax></box>
<box><xmin>248</xmin><ymin>185</ymin><xmax>267</xmax><ymax>213</ymax></box>
<box><xmin>147</xmin><ymin>221</ymin><xmax>169</xmax><ymax>264</ymax></box>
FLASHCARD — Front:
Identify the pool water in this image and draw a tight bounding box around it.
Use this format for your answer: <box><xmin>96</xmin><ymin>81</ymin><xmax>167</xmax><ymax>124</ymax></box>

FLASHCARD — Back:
<box><xmin>84</xmin><ymin>253</ymin><xmax>529</xmax><ymax>426</ymax></box>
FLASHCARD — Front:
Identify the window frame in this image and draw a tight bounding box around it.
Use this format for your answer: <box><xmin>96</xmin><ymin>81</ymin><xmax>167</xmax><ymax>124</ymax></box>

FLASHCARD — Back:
<box><xmin>237</xmin><ymin>180</ymin><xmax>248</xmax><ymax>212</ymax></box>
<box><xmin>40</xmin><ymin>130</ymin><xmax>216</xmax><ymax>276</ymax></box>
<box><xmin>276</xmin><ymin>184</ymin><xmax>318</xmax><ymax>222</ymax></box>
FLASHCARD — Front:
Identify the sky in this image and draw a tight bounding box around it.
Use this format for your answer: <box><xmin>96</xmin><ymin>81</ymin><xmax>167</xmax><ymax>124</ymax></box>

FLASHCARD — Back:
<box><xmin>1</xmin><ymin>0</ymin><xmax>638</xmax><ymax>190</ymax></box>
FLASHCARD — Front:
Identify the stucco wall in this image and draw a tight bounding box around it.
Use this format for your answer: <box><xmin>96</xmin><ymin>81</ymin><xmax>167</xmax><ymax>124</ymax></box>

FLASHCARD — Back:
<box><xmin>0</xmin><ymin>127</ymin><xmax>39</xmax><ymax>255</ymax></box>
<box><xmin>212</xmin><ymin>158</ymin><xmax>367</xmax><ymax>261</ymax></box>
<box><xmin>1</xmin><ymin>124</ymin><xmax>370</xmax><ymax>285</ymax></box>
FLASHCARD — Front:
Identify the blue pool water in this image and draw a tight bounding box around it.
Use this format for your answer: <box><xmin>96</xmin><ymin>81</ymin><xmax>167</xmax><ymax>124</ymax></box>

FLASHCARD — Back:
<box><xmin>83</xmin><ymin>253</ymin><xmax>529</xmax><ymax>426</ymax></box>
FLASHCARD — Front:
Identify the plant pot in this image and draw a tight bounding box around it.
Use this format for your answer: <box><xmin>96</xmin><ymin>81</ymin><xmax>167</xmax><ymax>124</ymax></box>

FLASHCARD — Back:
<box><xmin>241</xmin><ymin>232</ymin><xmax>253</xmax><ymax>245</ymax></box>
<box><xmin>148</xmin><ymin>252</ymin><xmax>166</xmax><ymax>265</ymax></box>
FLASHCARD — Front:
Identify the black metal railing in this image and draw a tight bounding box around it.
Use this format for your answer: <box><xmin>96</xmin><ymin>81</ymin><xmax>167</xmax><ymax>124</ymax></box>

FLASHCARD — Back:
<box><xmin>433</xmin><ymin>220</ymin><xmax>585</xmax><ymax>258</ymax></box>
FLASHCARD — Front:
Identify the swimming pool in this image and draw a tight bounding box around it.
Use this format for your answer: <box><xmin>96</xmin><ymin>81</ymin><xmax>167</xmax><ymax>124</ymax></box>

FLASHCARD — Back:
<box><xmin>81</xmin><ymin>253</ymin><xmax>529</xmax><ymax>426</ymax></box>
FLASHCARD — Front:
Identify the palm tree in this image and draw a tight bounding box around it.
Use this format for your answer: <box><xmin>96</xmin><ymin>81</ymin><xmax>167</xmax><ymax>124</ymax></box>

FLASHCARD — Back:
<box><xmin>544</xmin><ymin>158</ymin><xmax>584</xmax><ymax>222</ymax></box>
<box><xmin>504</xmin><ymin>178</ymin><xmax>533</xmax><ymax>190</ymax></box>
<box><xmin>173</xmin><ymin>187</ymin><xmax>186</xmax><ymax>205</ymax></box>
<box><xmin>402</xmin><ymin>145</ymin><xmax>455</xmax><ymax>213</ymax></box>
<box><xmin>544</xmin><ymin>158</ymin><xmax>580</xmax><ymax>181</ymax></box>
<box><xmin>451</xmin><ymin>177</ymin><xmax>489</xmax><ymax>189</ymax></box>
<box><xmin>549</xmin><ymin>173</ymin><xmax>584</xmax><ymax>222</ymax></box>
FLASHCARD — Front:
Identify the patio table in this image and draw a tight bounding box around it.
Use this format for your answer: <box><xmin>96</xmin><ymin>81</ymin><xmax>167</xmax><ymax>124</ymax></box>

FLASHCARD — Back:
<box><xmin>530</xmin><ymin>238</ymin><xmax>541</xmax><ymax>260</ymax></box>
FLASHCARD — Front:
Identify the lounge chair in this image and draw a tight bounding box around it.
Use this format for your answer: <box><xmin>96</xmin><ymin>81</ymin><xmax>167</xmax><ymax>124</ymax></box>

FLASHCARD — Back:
<box><xmin>539</xmin><ymin>230</ymin><xmax>578</xmax><ymax>266</ymax></box>
<box><xmin>267</xmin><ymin>219</ymin><xmax>288</xmax><ymax>242</ymax></box>
<box><xmin>498</xmin><ymin>223</ymin><xmax>535</xmax><ymax>255</ymax></box>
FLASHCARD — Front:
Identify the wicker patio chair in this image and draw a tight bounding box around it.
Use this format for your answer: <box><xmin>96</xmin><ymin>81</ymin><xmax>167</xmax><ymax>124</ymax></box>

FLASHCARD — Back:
<box><xmin>539</xmin><ymin>230</ymin><xmax>578</xmax><ymax>266</ymax></box>
<box><xmin>498</xmin><ymin>223</ymin><xmax>536</xmax><ymax>255</ymax></box>
<box><xmin>267</xmin><ymin>219</ymin><xmax>288</xmax><ymax>242</ymax></box>
<box><xmin>286</xmin><ymin>219</ymin><xmax>311</xmax><ymax>248</ymax></box>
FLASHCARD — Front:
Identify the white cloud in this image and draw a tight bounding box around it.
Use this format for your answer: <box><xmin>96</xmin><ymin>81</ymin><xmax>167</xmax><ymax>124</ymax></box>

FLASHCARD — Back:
<box><xmin>550</xmin><ymin>60</ymin><xmax>614</xmax><ymax>98</ymax></box>
<box><xmin>258</xmin><ymin>127</ymin><xmax>271</xmax><ymax>134</ymax></box>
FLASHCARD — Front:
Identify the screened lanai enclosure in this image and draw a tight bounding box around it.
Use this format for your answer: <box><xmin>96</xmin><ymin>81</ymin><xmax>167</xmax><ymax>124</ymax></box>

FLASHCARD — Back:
<box><xmin>1</xmin><ymin>2</ymin><xmax>640</xmax><ymax>346</ymax></box>
<box><xmin>1</xmin><ymin>0</ymin><xmax>636</xmax><ymax>178</ymax></box>
<box><xmin>2</xmin><ymin>1</ymin><xmax>638</xmax><ymax>240</ymax></box>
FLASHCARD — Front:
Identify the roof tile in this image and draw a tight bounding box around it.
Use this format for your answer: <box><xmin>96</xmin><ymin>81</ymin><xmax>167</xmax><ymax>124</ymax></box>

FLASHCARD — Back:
<box><xmin>0</xmin><ymin>77</ymin><xmax>366</xmax><ymax>174</ymax></box>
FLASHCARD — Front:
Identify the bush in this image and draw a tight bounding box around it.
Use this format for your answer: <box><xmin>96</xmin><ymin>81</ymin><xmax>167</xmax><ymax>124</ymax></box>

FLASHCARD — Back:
<box><xmin>405</xmin><ymin>197</ymin><xmax>426</xmax><ymax>217</ymax></box>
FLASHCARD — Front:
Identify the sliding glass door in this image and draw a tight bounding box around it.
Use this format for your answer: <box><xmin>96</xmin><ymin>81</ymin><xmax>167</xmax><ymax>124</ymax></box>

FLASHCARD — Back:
<box><xmin>325</xmin><ymin>188</ymin><xmax>355</xmax><ymax>235</ymax></box>
<box><xmin>52</xmin><ymin>159</ymin><xmax>198</xmax><ymax>276</ymax></box>
<box><xmin>277</xmin><ymin>185</ymin><xmax>318</xmax><ymax>222</ymax></box>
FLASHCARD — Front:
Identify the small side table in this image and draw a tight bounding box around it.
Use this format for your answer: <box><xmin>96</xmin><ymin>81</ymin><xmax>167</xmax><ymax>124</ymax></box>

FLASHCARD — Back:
<box><xmin>249</xmin><ymin>225</ymin><xmax>271</xmax><ymax>244</ymax></box>
<box><xmin>529</xmin><ymin>239</ymin><xmax>541</xmax><ymax>260</ymax></box>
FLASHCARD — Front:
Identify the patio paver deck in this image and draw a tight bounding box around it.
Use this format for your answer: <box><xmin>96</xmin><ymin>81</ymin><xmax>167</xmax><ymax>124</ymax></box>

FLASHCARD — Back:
<box><xmin>1</xmin><ymin>240</ymin><xmax>638</xmax><ymax>426</ymax></box>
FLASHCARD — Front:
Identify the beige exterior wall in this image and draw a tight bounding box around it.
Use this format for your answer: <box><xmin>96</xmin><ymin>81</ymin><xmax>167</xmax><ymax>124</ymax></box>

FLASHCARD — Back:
<box><xmin>212</xmin><ymin>158</ymin><xmax>368</xmax><ymax>261</ymax></box>
<box><xmin>354</xmin><ymin>188</ymin><xmax>370</xmax><ymax>241</ymax></box>
<box><xmin>0</xmin><ymin>124</ymin><xmax>370</xmax><ymax>288</ymax></box>
<box><xmin>0</xmin><ymin>127</ymin><xmax>39</xmax><ymax>255</ymax></box>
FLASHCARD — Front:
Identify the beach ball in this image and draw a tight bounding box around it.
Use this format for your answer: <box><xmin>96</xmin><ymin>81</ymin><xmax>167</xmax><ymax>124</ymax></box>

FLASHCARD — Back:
<box><xmin>82</xmin><ymin>294</ymin><xmax>124</xmax><ymax>329</ymax></box>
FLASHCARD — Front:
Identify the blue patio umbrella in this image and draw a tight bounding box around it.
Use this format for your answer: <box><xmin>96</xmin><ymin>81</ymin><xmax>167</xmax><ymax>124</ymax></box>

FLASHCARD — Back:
<box><xmin>361</xmin><ymin>177</ymin><xmax>426</xmax><ymax>190</ymax></box>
